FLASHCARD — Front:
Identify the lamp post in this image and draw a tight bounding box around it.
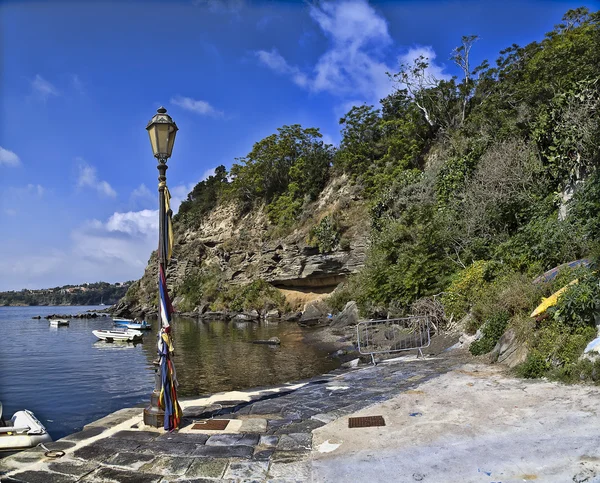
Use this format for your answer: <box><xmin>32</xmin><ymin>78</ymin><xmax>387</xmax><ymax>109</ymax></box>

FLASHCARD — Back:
<box><xmin>143</xmin><ymin>107</ymin><xmax>178</xmax><ymax>428</ymax></box>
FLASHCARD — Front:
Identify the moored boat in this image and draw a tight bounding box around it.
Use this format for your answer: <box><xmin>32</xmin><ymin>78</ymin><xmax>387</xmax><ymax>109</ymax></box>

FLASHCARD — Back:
<box><xmin>0</xmin><ymin>402</ymin><xmax>52</xmax><ymax>452</ymax></box>
<box><xmin>122</xmin><ymin>321</ymin><xmax>151</xmax><ymax>331</ymax></box>
<box><xmin>92</xmin><ymin>328</ymin><xmax>143</xmax><ymax>342</ymax></box>
<box><xmin>49</xmin><ymin>319</ymin><xmax>69</xmax><ymax>327</ymax></box>
<box><xmin>112</xmin><ymin>318</ymin><xmax>134</xmax><ymax>326</ymax></box>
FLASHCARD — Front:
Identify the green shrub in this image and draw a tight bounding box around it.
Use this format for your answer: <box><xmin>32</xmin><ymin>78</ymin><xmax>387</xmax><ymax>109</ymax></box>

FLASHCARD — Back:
<box><xmin>470</xmin><ymin>311</ymin><xmax>510</xmax><ymax>355</ymax></box>
<box><xmin>517</xmin><ymin>351</ymin><xmax>550</xmax><ymax>379</ymax></box>
<box><xmin>308</xmin><ymin>215</ymin><xmax>341</xmax><ymax>253</ymax></box>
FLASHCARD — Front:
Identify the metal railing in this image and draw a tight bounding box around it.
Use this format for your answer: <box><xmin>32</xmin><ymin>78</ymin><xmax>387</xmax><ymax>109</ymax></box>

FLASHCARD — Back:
<box><xmin>356</xmin><ymin>316</ymin><xmax>431</xmax><ymax>364</ymax></box>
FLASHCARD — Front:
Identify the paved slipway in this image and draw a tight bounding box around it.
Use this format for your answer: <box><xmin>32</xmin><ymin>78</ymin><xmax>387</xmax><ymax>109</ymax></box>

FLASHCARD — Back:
<box><xmin>2</xmin><ymin>351</ymin><xmax>600</xmax><ymax>483</ymax></box>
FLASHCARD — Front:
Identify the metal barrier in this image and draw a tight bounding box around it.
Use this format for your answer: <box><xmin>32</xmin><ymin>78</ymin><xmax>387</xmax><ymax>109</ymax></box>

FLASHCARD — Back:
<box><xmin>356</xmin><ymin>316</ymin><xmax>431</xmax><ymax>364</ymax></box>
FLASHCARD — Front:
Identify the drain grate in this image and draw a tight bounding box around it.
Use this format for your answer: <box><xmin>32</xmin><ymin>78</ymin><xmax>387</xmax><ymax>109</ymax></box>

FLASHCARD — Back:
<box><xmin>191</xmin><ymin>419</ymin><xmax>230</xmax><ymax>431</ymax></box>
<box><xmin>348</xmin><ymin>416</ymin><xmax>385</xmax><ymax>428</ymax></box>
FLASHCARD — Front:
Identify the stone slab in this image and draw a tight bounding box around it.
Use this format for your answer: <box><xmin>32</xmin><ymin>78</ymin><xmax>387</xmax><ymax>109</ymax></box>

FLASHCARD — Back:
<box><xmin>80</xmin><ymin>466</ymin><xmax>162</xmax><ymax>483</ymax></box>
<box><xmin>184</xmin><ymin>458</ymin><xmax>228</xmax><ymax>479</ymax></box>
<box><xmin>136</xmin><ymin>441</ymin><xmax>199</xmax><ymax>456</ymax></box>
<box><xmin>268</xmin><ymin>461</ymin><xmax>312</xmax><ymax>481</ymax></box>
<box><xmin>205</xmin><ymin>433</ymin><xmax>259</xmax><ymax>447</ymax></box>
<box><xmin>72</xmin><ymin>444</ymin><xmax>115</xmax><ymax>463</ymax></box>
<box><xmin>238</xmin><ymin>418</ymin><xmax>268</xmax><ymax>433</ymax></box>
<box><xmin>47</xmin><ymin>459</ymin><xmax>99</xmax><ymax>477</ymax></box>
<box><xmin>156</xmin><ymin>432</ymin><xmax>209</xmax><ymax>444</ymax></box>
<box><xmin>83</xmin><ymin>408</ymin><xmax>140</xmax><ymax>429</ymax></box>
<box><xmin>192</xmin><ymin>445</ymin><xmax>254</xmax><ymax>459</ymax></box>
<box><xmin>139</xmin><ymin>455</ymin><xmax>194</xmax><ymax>476</ymax></box>
<box><xmin>110</xmin><ymin>430</ymin><xmax>159</xmax><ymax>442</ymax></box>
<box><xmin>2</xmin><ymin>470</ymin><xmax>78</xmax><ymax>483</ymax></box>
<box><xmin>272</xmin><ymin>419</ymin><xmax>324</xmax><ymax>435</ymax></box>
<box><xmin>223</xmin><ymin>460</ymin><xmax>269</xmax><ymax>480</ymax></box>
<box><xmin>253</xmin><ymin>449</ymin><xmax>275</xmax><ymax>461</ymax></box>
<box><xmin>258</xmin><ymin>435</ymin><xmax>279</xmax><ymax>447</ymax></box>
<box><xmin>270</xmin><ymin>451</ymin><xmax>311</xmax><ymax>464</ymax></box>
<box><xmin>104</xmin><ymin>451</ymin><xmax>156</xmax><ymax>470</ymax></box>
<box><xmin>276</xmin><ymin>433</ymin><xmax>312</xmax><ymax>451</ymax></box>
<box><xmin>62</xmin><ymin>426</ymin><xmax>107</xmax><ymax>442</ymax></box>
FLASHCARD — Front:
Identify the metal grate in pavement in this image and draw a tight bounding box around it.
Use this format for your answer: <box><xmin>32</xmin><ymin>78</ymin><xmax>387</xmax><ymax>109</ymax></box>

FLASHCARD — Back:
<box><xmin>348</xmin><ymin>416</ymin><xmax>386</xmax><ymax>428</ymax></box>
<box><xmin>191</xmin><ymin>419</ymin><xmax>230</xmax><ymax>431</ymax></box>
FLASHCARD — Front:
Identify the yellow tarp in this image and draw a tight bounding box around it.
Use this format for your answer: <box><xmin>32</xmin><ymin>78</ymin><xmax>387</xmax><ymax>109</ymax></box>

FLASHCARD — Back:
<box><xmin>530</xmin><ymin>279</ymin><xmax>579</xmax><ymax>318</ymax></box>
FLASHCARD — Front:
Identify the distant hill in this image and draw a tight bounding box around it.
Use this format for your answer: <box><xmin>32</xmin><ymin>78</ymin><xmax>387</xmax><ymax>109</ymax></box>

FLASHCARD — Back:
<box><xmin>0</xmin><ymin>281</ymin><xmax>133</xmax><ymax>306</ymax></box>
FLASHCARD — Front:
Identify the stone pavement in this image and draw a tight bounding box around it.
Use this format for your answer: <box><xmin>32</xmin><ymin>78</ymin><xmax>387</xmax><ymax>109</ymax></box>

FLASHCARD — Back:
<box><xmin>0</xmin><ymin>355</ymin><xmax>460</xmax><ymax>482</ymax></box>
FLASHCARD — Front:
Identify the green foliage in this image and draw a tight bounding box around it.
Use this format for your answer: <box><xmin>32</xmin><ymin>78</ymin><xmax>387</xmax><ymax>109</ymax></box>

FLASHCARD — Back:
<box><xmin>470</xmin><ymin>311</ymin><xmax>510</xmax><ymax>355</ymax></box>
<box><xmin>219</xmin><ymin>280</ymin><xmax>287</xmax><ymax>313</ymax></box>
<box><xmin>177</xmin><ymin>165</ymin><xmax>229</xmax><ymax>226</ymax></box>
<box><xmin>441</xmin><ymin>260</ymin><xmax>501</xmax><ymax>320</ymax></box>
<box><xmin>550</xmin><ymin>272</ymin><xmax>600</xmax><ymax>328</ymax></box>
<box><xmin>0</xmin><ymin>282</ymin><xmax>131</xmax><ymax>306</ymax></box>
<box><xmin>227</xmin><ymin>125</ymin><xmax>333</xmax><ymax>223</ymax></box>
<box><xmin>308</xmin><ymin>215</ymin><xmax>341</xmax><ymax>253</ymax></box>
<box><xmin>517</xmin><ymin>352</ymin><xmax>551</xmax><ymax>379</ymax></box>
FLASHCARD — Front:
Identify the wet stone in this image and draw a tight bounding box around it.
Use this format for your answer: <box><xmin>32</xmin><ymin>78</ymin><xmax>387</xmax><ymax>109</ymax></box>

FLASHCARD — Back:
<box><xmin>266</xmin><ymin>419</ymin><xmax>296</xmax><ymax>433</ymax></box>
<box><xmin>277</xmin><ymin>433</ymin><xmax>312</xmax><ymax>451</ymax></box>
<box><xmin>136</xmin><ymin>441</ymin><xmax>199</xmax><ymax>456</ymax></box>
<box><xmin>110</xmin><ymin>430</ymin><xmax>159</xmax><ymax>442</ymax></box>
<box><xmin>139</xmin><ymin>455</ymin><xmax>194</xmax><ymax>476</ymax></box>
<box><xmin>184</xmin><ymin>458</ymin><xmax>228</xmax><ymax>479</ymax></box>
<box><xmin>156</xmin><ymin>432</ymin><xmax>209</xmax><ymax>444</ymax></box>
<box><xmin>311</xmin><ymin>409</ymin><xmax>347</xmax><ymax>424</ymax></box>
<box><xmin>270</xmin><ymin>450</ymin><xmax>311</xmax><ymax>464</ymax></box>
<box><xmin>253</xmin><ymin>449</ymin><xmax>275</xmax><ymax>461</ymax></box>
<box><xmin>28</xmin><ymin>441</ymin><xmax>76</xmax><ymax>454</ymax></box>
<box><xmin>193</xmin><ymin>445</ymin><xmax>254</xmax><ymax>459</ymax></box>
<box><xmin>84</xmin><ymin>408</ymin><xmax>140</xmax><ymax>429</ymax></box>
<box><xmin>272</xmin><ymin>419</ymin><xmax>324</xmax><ymax>435</ymax></box>
<box><xmin>104</xmin><ymin>451</ymin><xmax>155</xmax><ymax>470</ymax></box>
<box><xmin>249</xmin><ymin>400</ymin><xmax>287</xmax><ymax>415</ymax></box>
<box><xmin>205</xmin><ymin>433</ymin><xmax>259</xmax><ymax>447</ymax></box>
<box><xmin>223</xmin><ymin>460</ymin><xmax>269</xmax><ymax>480</ymax></box>
<box><xmin>3</xmin><ymin>470</ymin><xmax>78</xmax><ymax>483</ymax></box>
<box><xmin>62</xmin><ymin>426</ymin><xmax>107</xmax><ymax>442</ymax></box>
<box><xmin>94</xmin><ymin>438</ymin><xmax>142</xmax><ymax>452</ymax></box>
<box><xmin>259</xmin><ymin>435</ymin><xmax>279</xmax><ymax>447</ymax></box>
<box><xmin>80</xmin><ymin>466</ymin><xmax>162</xmax><ymax>483</ymax></box>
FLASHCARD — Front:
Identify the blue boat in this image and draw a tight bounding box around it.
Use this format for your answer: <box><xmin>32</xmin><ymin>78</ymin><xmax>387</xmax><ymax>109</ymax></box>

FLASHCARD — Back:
<box><xmin>113</xmin><ymin>319</ymin><xmax>151</xmax><ymax>330</ymax></box>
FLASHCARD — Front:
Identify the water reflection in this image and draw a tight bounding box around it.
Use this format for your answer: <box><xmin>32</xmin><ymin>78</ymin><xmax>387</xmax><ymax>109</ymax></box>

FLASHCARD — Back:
<box><xmin>138</xmin><ymin>316</ymin><xmax>340</xmax><ymax>397</ymax></box>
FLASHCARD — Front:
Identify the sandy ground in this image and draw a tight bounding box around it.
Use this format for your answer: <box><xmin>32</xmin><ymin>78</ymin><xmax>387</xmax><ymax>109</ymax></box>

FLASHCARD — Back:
<box><xmin>311</xmin><ymin>361</ymin><xmax>600</xmax><ymax>483</ymax></box>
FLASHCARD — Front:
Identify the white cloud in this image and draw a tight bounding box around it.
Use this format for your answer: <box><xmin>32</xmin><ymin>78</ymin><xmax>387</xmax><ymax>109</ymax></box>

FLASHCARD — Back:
<box><xmin>255</xmin><ymin>49</ymin><xmax>308</xmax><ymax>88</ymax></box>
<box><xmin>255</xmin><ymin>0</ymin><xmax>449</xmax><ymax>105</ymax></box>
<box><xmin>171</xmin><ymin>96</ymin><xmax>224</xmax><ymax>118</ymax></box>
<box><xmin>26</xmin><ymin>184</ymin><xmax>45</xmax><ymax>197</ymax></box>
<box><xmin>0</xmin><ymin>147</ymin><xmax>21</xmax><ymax>167</ymax></box>
<box><xmin>71</xmin><ymin>74</ymin><xmax>85</xmax><ymax>94</ymax></box>
<box><xmin>31</xmin><ymin>74</ymin><xmax>59</xmax><ymax>99</ymax></box>
<box><xmin>76</xmin><ymin>160</ymin><xmax>117</xmax><ymax>198</ymax></box>
<box><xmin>131</xmin><ymin>183</ymin><xmax>153</xmax><ymax>199</ymax></box>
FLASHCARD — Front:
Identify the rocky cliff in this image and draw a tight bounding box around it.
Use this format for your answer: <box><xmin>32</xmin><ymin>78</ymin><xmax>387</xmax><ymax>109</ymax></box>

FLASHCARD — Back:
<box><xmin>114</xmin><ymin>175</ymin><xmax>369</xmax><ymax>316</ymax></box>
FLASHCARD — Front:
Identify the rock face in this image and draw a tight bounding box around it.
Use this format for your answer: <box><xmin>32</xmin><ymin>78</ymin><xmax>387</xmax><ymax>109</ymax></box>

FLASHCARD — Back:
<box><xmin>330</xmin><ymin>301</ymin><xmax>359</xmax><ymax>328</ymax></box>
<box><xmin>117</xmin><ymin>175</ymin><xmax>369</xmax><ymax>316</ymax></box>
<box><xmin>492</xmin><ymin>328</ymin><xmax>528</xmax><ymax>368</ymax></box>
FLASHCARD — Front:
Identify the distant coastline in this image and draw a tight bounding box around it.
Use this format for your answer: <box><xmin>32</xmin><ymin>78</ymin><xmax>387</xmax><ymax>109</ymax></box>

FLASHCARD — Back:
<box><xmin>0</xmin><ymin>281</ymin><xmax>131</xmax><ymax>307</ymax></box>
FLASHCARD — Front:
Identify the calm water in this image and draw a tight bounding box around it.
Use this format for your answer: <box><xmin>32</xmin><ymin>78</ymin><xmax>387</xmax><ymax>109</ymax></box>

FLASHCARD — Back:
<box><xmin>0</xmin><ymin>306</ymin><xmax>339</xmax><ymax>440</ymax></box>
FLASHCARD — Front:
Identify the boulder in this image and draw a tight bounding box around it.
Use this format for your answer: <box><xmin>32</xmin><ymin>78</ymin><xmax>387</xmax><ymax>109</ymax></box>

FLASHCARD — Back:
<box><xmin>492</xmin><ymin>328</ymin><xmax>528</xmax><ymax>368</ymax></box>
<box><xmin>299</xmin><ymin>301</ymin><xmax>329</xmax><ymax>327</ymax></box>
<box><xmin>265</xmin><ymin>309</ymin><xmax>280</xmax><ymax>320</ymax></box>
<box><xmin>330</xmin><ymin>301</ymin><xmax>359</xmax><ymax>328</ymax></box>
<box><xmin>201</xmin><ymin>311</ymin><xmax>229</xmax><ymax>320</ymax></box>
<box><xmin>284</xmin><ymin>312</ymin><xmax>302</xmax><ymax>322</ymax></box>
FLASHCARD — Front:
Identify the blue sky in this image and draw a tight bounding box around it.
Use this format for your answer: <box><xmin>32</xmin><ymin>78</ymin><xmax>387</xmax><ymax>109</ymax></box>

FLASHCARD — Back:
<box><xmin>1</xmin><ymin>0</ymin><xmax>597</xmax><ymax>291</ymax></box>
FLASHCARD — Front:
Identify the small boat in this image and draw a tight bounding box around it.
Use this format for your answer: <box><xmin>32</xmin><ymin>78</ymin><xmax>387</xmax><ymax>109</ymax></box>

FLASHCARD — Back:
<box><xmin>532</xmin><ymin>258</ymin><xmax>592</xmax><ymax>284</ymax></box>
<box><xmin>49</xmin><ymin>319</ymin><xmax>69</xmax><ymax>327</ymax></box>
<box><xmin>0</xmin><ymin>402</ymin><xmax>52</xmax><ymax>452</ymax></box>
<box><xmin>92</xmin><ymin>328</ymin><xmax>143</xmax><ymax>342</ymax></box>
<box><xmin>113</xmin><ymin>318</ymin><xmax>134</xmax><ymax>326</ymax></box>
<box><xmin>121</xmin><ymin>321</ymin><xmax>151</xmax><ymax>331</ymax></box>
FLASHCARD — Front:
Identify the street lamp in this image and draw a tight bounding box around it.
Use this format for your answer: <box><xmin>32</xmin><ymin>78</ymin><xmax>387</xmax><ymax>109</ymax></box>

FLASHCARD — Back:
<box><xmin>143</xmin><ymin>107</ymin><xmax>178</xmax><ymax>428</ymax></box>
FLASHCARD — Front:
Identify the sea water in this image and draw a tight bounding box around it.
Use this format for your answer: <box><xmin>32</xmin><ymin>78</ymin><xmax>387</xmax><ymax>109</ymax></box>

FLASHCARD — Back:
<box><xmin>0</xmin><ymin>306</ymin><xmax>338</xmax><ymax>440</ymax></box>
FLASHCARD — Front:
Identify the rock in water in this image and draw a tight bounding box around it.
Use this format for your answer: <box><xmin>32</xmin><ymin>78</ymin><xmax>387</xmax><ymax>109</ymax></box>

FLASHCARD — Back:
<box><xmin>299</xmin><ymin>301</ymin><xmax>329</xmax><ymax>327</ymax></box>
<box><xmin>330</xmin><ymin>301</ymin><xmax>359</xmax><ymax>328</ymax></box>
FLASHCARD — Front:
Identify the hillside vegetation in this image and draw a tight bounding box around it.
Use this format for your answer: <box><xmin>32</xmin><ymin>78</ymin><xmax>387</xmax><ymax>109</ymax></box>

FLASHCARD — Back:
<box><xmin>129</xmin><ymin>8</ymin><xmax>600</xmax><ymax>381</ymax></box>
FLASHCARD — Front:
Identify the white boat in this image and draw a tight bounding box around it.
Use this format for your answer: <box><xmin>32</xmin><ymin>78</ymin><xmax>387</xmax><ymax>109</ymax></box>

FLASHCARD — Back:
<box><xmin>0</xmin><ymin>402</ymin><xmax>52</xmax><ymax>452</ymax></box>
<box><xmin>121</xmin><ymin>321</ymin><xmax>151</xmax><ymax>331</ymax></box>
<box><xmin>49</xmin><ymin>319</ymin><xmax>69</xmax><ymax>327</ymax></box>
<box><xmin>92</xmin><ymin>328</ymin><xmax>143</xmax><ymax>342</ymax></box>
